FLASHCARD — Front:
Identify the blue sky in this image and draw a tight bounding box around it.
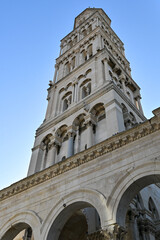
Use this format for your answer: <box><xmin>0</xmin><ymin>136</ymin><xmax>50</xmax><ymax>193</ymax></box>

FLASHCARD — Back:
<box><xmin>0</xmin><ymin>0</ymin><xmax>160</xmax><ymax>189</ymax></box>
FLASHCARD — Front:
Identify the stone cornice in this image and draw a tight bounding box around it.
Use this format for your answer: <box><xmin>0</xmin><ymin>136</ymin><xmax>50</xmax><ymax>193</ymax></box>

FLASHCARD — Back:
<box><xmin>0</xmin><ymin>108</ymin><xmax>160</xmax><ymax>202</ymax></box>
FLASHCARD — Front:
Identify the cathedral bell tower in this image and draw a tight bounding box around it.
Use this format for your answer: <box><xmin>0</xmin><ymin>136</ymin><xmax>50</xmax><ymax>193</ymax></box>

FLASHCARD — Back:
<box><xmin>28</xmin><ymin>8</ymin><xmax>145</xmax><ymax>176</ymax></box>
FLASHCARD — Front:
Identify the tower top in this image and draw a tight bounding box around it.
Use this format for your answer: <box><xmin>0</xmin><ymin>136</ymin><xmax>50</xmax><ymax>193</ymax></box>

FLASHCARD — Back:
<box><xmin>74</xmin><ymin>8</ymin><xmax>111</xmax><ymax>29</ymax></box>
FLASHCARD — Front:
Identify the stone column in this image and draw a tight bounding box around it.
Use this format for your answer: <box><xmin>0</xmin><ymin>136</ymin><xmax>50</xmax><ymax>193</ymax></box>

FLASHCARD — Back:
<box><xmin>74</xmin><ymin>81</ymin><xmax>78</xmax><ymax>102</ymax></box>
<box><xmin>137</xmin><ymin>96</ymin><xmax>143</xmax><ymax>114</ymax></box>
<box><xmin>126</xmin><ymin>209</ymin><xmax>138</xmax><ymax>240</ymax></box>
<box><xmin>45</xmin><ymin>141</ymin><xmax>57</xmax><ymax>168</ymax></box>
<box><xmin>119</xmin><ymin>74</ymin><xmax>127</xmax><ymax>95</ymax></box>
<box><xmin>87</xmin><ymin>121</ymin><xmax>93</xmax><ymax>148</ymax></box>
<box><xmin>103</xmin><ymin>58</ymin><xmax>110</xmax><ymax>82</ymax></box>
<box><xmin>67</xmin><ymin>131</ymin><xmax>75</xmax><ymax>158</ymax></box>
<box><xmin>75</xmin><ymin>51</ymin><xmax>79</xmax><ymax>67</ymax></box>
<box><xmin>85</xmin><ymin>116</ymin><xmax>96</xmax><ymax>149</ymax></box>
<box><xmin>40</xmin><ymin>145</ymin><xmax>47</xmax><ymax>171</ymax></box>
<box><xmin>45</xmin><ymin>86</ymin><xmax>55</xmax><ymax>120</ymax></box>
<box><xmin>74</xmin><ymin>129</ymin><xmax>80</xmax><ymax>154</ymax></box>
<box><xmin>53</xmin><ymin>64</ymin><xmax>58</xmax><ymax>84</ymax></box>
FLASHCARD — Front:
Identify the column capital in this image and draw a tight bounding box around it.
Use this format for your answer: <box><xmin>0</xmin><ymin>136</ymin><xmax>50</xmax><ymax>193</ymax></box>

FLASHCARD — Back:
<box><xmin>48</xmin><ymin>140</ymin><xmax>58</xmax><ymax>150</ymax></box>
<box><xmin>102</xmin><ymin>57</ymin><xmax>109</xmax><ymax>63</ymax></box>
<box><xmin>85</xmin><ymin>114</ymin><xmax>97</xmax><ymax>126</ymax></box>
<box><xmin>119</xmin><ymin>73</ymin><xmax>126</xmax><ymax>81</ymax></box>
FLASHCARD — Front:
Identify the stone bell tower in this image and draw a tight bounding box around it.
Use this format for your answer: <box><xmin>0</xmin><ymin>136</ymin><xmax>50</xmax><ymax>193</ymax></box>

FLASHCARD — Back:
<box><xmin>28</xmin><ymin>8</ymin><xmax>145</xmax><ymax>176</ymax></box>
<box><xmin>2</xmin><ymin>7</ymin><xmax>160</xmax><ymax>240</ymax></box>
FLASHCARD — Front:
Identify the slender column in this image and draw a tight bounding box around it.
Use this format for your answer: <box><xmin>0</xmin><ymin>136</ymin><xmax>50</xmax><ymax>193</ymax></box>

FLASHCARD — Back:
<box><xmin>137</xmin><ymin>96</ymin><xmax>143</xmax><ymax>114</ymax></box>
<box><xmin>67</xmin><ymin>132</ymin><xmax>75</xmax><ymax>158</ymax></box>
<box><xmin>74</xmin><ymin>81</ymin><xmax>78</xmax><ymax>102</ymax></box>
<box><xmin>74</xmin><ymin>129</ymin><xmax>79</xmax><ymax>154</ymax></box>
<box><xmin>126</xmin><ymin>209</ymin><xmax>138</xmax><ymax>240</ymax></box>
<box><xmin>85</xmin><ymin>120</ymin><xmax>94</xmax><ymax>148</ymax></box>
<box><xmin>103</xmin><ymin>58</ymin><xmax>110</xmax><ymax>82</ymax></box>
<box><xmin>40</xmin><ymin>145</ymin><xmax>47</xmax><ymax>171</ymax></box>
<box><xmin>45</xmin><ymin>141</ymin><xmax>57</xmax><ymax>168</ymax></box>
<box><xmin>53</xmin><ymin>64</ymin><xmax>58</xmax><ymax>84</ymax></box>
<box><xmin>75</xmin><ymin>51</ymin><xmax>79</xmax><ymax>67</ymax></box>
<box><xmin>119</xmin><ymin>74</ymin><xmax>127</xmax><ymax>95</ymax></box>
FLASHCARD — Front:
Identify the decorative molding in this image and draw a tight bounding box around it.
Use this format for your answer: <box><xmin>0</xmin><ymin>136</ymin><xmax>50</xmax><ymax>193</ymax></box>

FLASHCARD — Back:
<box><xmin>0</xmin><ymin>111</ymin><xmax>160</xmax><ymax>202</ymax></box>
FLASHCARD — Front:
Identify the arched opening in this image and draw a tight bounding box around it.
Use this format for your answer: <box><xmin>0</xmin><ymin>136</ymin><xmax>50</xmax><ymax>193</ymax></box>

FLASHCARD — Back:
<box><xmin>121</xmin><ymin>103</ymin><xmax>135</xmax><ymax>130</ymax></box>
<box><xmin>87</xmin><ymin>44</ymin><xmax>93</xmax><ymax>58</ymax></box>
<box><xmin>46</xmin><ymin>201</ymin><xmax>101</xmax><ymax>240</ymax></box>
<box><xmin>64</xmin><ymin>62</ymin><xmax>70</xmax><ymax>76</ymax></box>
<box><xmin>36</xmin><ymin>134</ymin><xmax>53</xmax><ymax>171</ymax></box>
<box><xmin>55</xmin><ymin>125</ymin><xmax>68</xmax><ymax>162</ymax></box>
<box><xmin>72</xmin><ymin>114</ymin><xmax>87</xmax><ymax>153</ymax></box>
<box><xmin>2</xmin><ymin>223</ymin><xmax>34</xmax><ymax>240</ymax></box>
<box><xmin>81</xmin><ymin>50</ymin><xmax>87</xmax><ymax>64</ymax></box>
<box><xmin>80</xmin><ymin>79</ymin><xmax>91</xmax><ymax>100</ymax></box>
<box><xmin>62</xmin><ymin>92</ymin><xmax>72</xmax><ymax>112</ymax></box>
<box><xmin>116</xmin><ymin>175</ymin><xmax>160</xmax><ymax>240</ymax></box>
<box><xmin>90</xmin><ymin>103</ymin><xmax>106</xmax><ymax>144</ymax></box>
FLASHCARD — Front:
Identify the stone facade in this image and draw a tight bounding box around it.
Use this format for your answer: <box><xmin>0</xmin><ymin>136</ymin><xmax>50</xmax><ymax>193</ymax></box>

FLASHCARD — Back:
<box><xmin>0</xmin><ymin>8</ymin><xmax>160</xmax><ymax>240</ymax></box>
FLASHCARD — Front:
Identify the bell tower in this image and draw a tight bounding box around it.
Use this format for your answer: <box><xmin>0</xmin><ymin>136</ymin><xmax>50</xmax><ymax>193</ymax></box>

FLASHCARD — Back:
<box><xmin>28</xmin><ymin>8</ymin><xmax>145</xmax><ymax>176</ymax></box>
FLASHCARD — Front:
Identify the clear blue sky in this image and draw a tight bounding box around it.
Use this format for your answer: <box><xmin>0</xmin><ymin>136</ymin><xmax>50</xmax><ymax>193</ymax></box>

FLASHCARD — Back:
<box><xmin>0</xmin><ymin>0</ymin><xmax>160</xmax><ymax>189</ymax></box>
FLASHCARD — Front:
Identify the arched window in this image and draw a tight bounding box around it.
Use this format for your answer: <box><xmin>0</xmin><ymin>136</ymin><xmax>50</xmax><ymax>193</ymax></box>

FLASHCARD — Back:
<box><xmin>81</xmin><ymin>50</ymin><xmax>87</xmax><ymax>64</ymax></box>
<box><xmin>64</xmin><ymin>62</ymin><xmax>70</xmax><ymax>76</ymax></box>
<box><xmin>80</xmin><ymin>79</ymin><xmax>91</xmax><ymax>100</ymax></box>
<box><xmin>55</xmin><ymin>125</ymin><xmax>68</xmax><ymax>162</ymax></box>
<box><xmin>72</xmin><ymin>113</ymin><xmax>87</xmax><ymax>153</ymax></box>
<box><xmin>82</xmin><ymin>86</ymin><xmax>87</xmax><ymax>99</ymax></box>
<box><xmin>90</xmin><ymin>103</ymin><xmax>106</xmax><ymax>144</ymax></box>
<box><xmin>71</xmin><ymin>56</ymin><xmax>76</xmax><ymax>70</ymax></box>
<box><xmin>63</xmin><ymin>99</ymin><xmax>68</xmax><ymax>111</ymax></box>
<box><xmin>62</xmin><ymin>92</ymin><xmax>72</xmax><ymax>112</ymax></box>
<box><xmin>87</xmin><ymin>44</ymin><xmax>93</xmax><ymax>58</ymax></box>
<box><xmin>82</xmin><ymin>29</ymin><xmax>87</xmax><ymax>37</ymax></box>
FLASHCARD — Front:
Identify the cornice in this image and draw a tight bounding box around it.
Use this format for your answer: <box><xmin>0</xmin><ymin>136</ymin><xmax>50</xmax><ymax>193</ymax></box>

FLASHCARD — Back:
<box><xmin>0</xmin><ymin>109</ymin><xmax>160</xmax><ymax>202</ymax></box>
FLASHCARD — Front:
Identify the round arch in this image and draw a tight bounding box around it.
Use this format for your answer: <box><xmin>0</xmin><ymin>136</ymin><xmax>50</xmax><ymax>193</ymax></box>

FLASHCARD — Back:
<box><xmin>107</xmin><ymin>163</ymin><xmax>160</xmax><ymax>227</ymax></box>
<box><xmin>0</xmin><ymin>210</ymin><xmax>41</xmax><ymax>240</ymax></box>
<box><xmin>42</xmin><ymin>188</ymin><xmax>109</xmax><ymax>240</ymax></box>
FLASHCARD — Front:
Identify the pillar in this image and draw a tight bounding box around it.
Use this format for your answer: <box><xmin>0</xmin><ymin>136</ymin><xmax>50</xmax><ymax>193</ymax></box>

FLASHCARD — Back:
<box><xmin>104</xmin><ymin>101</ymin><xmax>125</xmax><ymax>138</ymax></box>
<box><xmin>103</xmin><ymin>58</ymin><xmax>111</xmax><ymax>82</ymax></box>
<box><xmin>53</xmin><ymin>64</ymin><xmax>58</xmax><ymax>84</ymax></box>
<box><xmin>85</xmin><ymin>120</ymin><xmax>94</xmax><ymax>149</ymax></box>
<box><xmin>74</xmin><ymin>81</ymin><xmax>78</xmax><ymax>102</ymax></box>
<box><xmin>119</xmin><ymin>74</ymin><xmax>127</xmax><ymax>95</ymax></box>
<box><xmin>137</xmin><ymin>96</ymin><xmax>143</xmax><ymax>114</ymax></box>
<box><xmin>45</xmin><ymin>87</ymin><xmax>55</xmax><ymax>120</ymax></box>
<box><xmin>45</xmin><ymin>141</ymin><xmax>57</xmax><ymax>168</ymax></box>
<box><xmin>40</xmin><ymin>145</ymin><xmax>47</xmax><ymax>171</ymax></box>
<box><xmin>67</xmin><ymin>131</ymin><xmax>75</xmax><ymax>158</ymax></box>
<box><xmin>75</xmin><ymin>51</ymin><xmax>79</xmax><ymax>67</ymax></box>
<box><xmin>126</xmin><ymin>209</ymin><xmax>138</xmax><ymax>240</ymax></box>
